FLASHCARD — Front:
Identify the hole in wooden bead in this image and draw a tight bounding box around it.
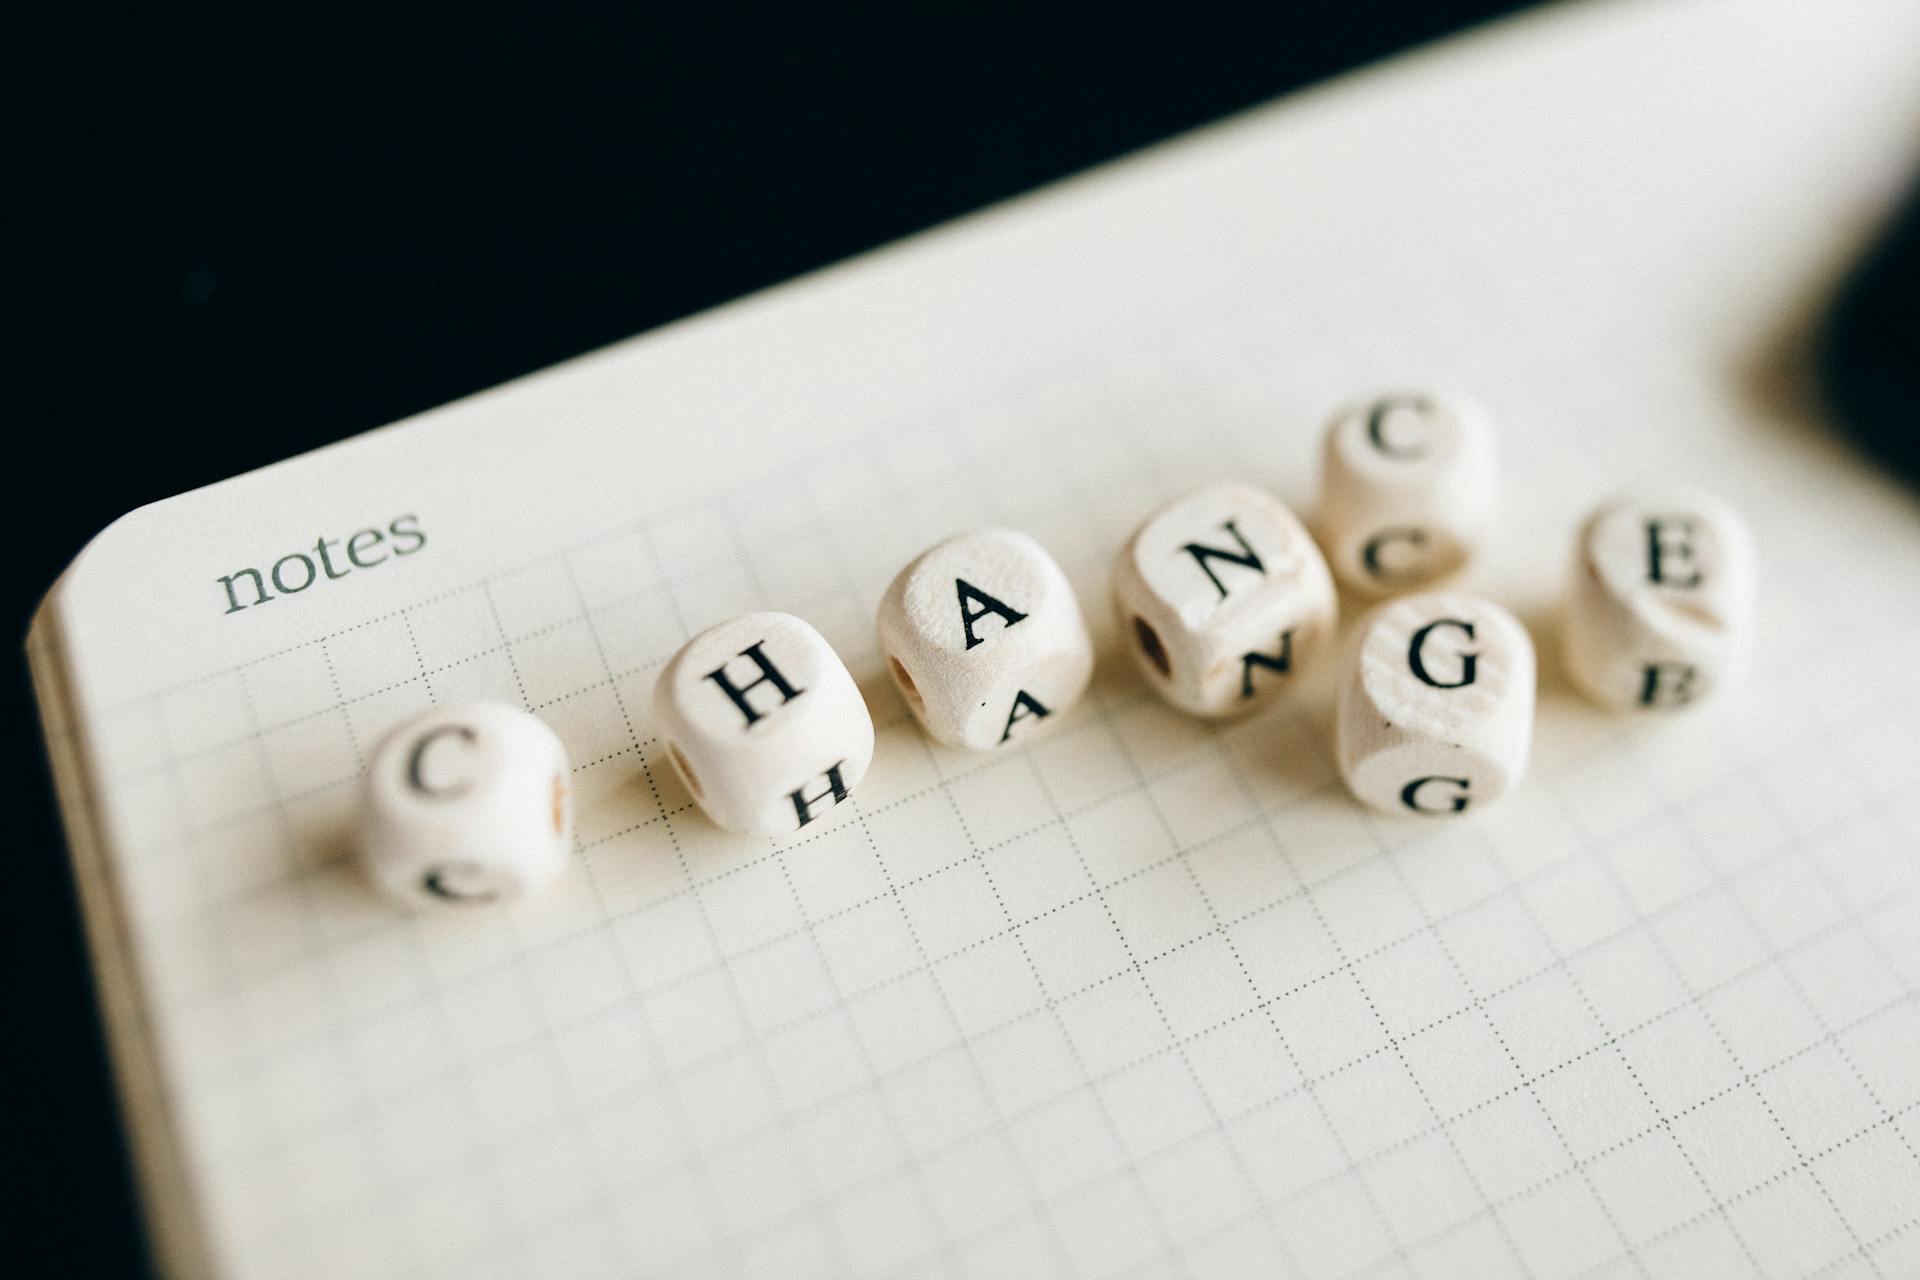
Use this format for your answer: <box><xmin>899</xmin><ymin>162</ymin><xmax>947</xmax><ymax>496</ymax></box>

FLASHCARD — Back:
<box><xmin>889</xmin><ymin>656</ymin><xmax>925</xmax><ymax>711</ymax></box>
<box><xmin>669</xmin><ymin>743</ymin><xmax>704</xmax><ymax>799</ymax></box>
<box><xmin>1133</xmin><ymin>616</ymin><xmax>1171</xmax><ymax>678</ymax></box>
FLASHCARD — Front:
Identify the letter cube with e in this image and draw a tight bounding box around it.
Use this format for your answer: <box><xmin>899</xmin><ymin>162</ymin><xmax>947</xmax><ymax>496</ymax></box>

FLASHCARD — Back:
<box><xmin>1562</xmin><ymin>490</ymin><xmax>1757</xmax><ymax>711</ymax></box>
<box><xmin>1112</xmin><ymin>481</ymin><xmax>1336</xmax><ymax>718</ymax></box>
<box><xmin>357</xmin><ymin>701</ymin><xmax>574</xmax><ymax>907</ymax></box>
<box><xmin>654</xmin><ymin>611</ymin><xmax>875</xmax><ymax>836</ymax></box>
<box><xmin>877</xmin><ymin>528</ymin><xmax>1094</xmax><ymax>750</ymax></box>
<box><xmin>1337</xmin><ymin>591</ymin><xmax>1534</xmax><ymax>816</ymax></box>
<box><xmin>1316</xmin><ymin>391</ymin><xmax>1498</xmax><ymax>596</ymax></box>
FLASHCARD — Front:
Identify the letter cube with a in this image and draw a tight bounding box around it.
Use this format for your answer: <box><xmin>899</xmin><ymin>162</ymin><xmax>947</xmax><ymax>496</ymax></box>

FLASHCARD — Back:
<box><xmin>1562</xmin><ymin>490</ymin><xmax>1757</xmax><ymax>711</ymax></box>
<box><xmin>1337</xmin><ymin>591</ymin><xmax>1534</xmax><ymax>816</ymax></box>
<box><xmin>357</xmin><ymin>701</ymin><xmax>574</xmax><ymax>907</ymax></box>
<box><xmin>1112</xmin><ymin>481</ymin><xmax>1336</xmax><ymax>718</ymax></box>
<box><xmin>654</xmin><ymin>611</ymin><xmax>875</xmax><ymax>836</ymax></box>
<box><xmin>877</xmin><ymin>528</ymin><xmax>1094</xmax><ymax>750</ymax></box>
<box><xmin>1315</xmin><ymin>391</ymin><xmax>1498</xmax><ymax>596</ymax></box>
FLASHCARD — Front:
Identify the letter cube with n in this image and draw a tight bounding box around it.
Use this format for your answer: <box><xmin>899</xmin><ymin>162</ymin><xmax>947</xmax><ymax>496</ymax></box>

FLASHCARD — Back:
<box><xmin>877</xmin><ymin>528</ymin><xmax>1094</xmax><ymax>750</ymax></box>
<box><xmin>1336</xmin><ymin>591</ymin><xmax>1534</xmax><ymax>815</ymax></box>
<box><xmin>1562</xmin><ymin>490</ymin><xmax>1757</xmax><ymax>710</ymax></box>
<box><xmin>654</xmin><ymin>612</ymin><xmax>875</xmax><ymax>836</ymax></box>
<box><xmin>1112</xmin><ymin>482</ymin><xmax>1336</xmax><ymax>718</ymax></box>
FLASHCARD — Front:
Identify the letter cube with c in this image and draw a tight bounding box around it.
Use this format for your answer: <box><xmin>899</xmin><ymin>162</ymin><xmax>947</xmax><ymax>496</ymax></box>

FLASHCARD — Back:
<box><xmin>1112</xmin><ymin>482</ymin><xmax>1336</xmax><ymax>718</ymax></box>
<box><xmin>1562</xmin><ymin>490</ymin><xmax>1757</xmax><ymax>711</ymax></box>
<box><xmin>1315</xmin><ymin>391</ymin><xmax>1498</xmax><ymax>596</ymax></box>
<box><xmin>1336</xmin><ymin>591</ymin><xmax>1535</xmax><ymax>816</ymax></box>
<box><xmin>877</xmin><ymin>528</ymin><xmax>1094</xmax><ymax>750</ymax></box>
<box><xmin>654</xmin><ymin>612</ymin><xmax>875</xmax><ymax>836</ymax></box>
<box><xmin>357</xmin><ymin>701</ymin><xmax>574</xmax><ymax>907</ymax></box>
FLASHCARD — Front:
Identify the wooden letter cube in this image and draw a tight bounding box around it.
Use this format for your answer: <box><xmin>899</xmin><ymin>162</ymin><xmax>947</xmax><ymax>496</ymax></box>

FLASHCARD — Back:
<box><xmin>1112</xmin><ymin>481</ymin><xmax>1336</xmax><ymax>718</ymax></box>
<box><xmin>357</xmin><ymin>701</ymin><xmax>573</xmax><ymax>907</ymax></box>
<box><xmin>1315</xmin><ymin>392</ymin><xmax>1498</xmax><ymax>596</ymax></box>
<box><xmin>1562</xmin><ymin>489</ymin><xmax>1757</xmax><ymax>711</ymax></box>
<box><xmin>877</xmin><ymin>528</ymin><xmax>1093</xmax><ymax>750</ymax></box>
<box><xmin>1337</xmin><ymin>591</ymin><xmax>1534</xmax><ymax>815</ymax></box>
<box><xmin>654</xmin><ymin>611</ymin><xmax>875</xmax><ymax>836</ymax></box>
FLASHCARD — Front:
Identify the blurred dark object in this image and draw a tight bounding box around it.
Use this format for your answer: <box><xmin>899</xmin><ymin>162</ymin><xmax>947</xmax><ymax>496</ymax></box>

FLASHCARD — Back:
<box><xmin>1821</xmin><ymin>179</ymin><xmax>1920</xmax><ymax>485</ymax></box>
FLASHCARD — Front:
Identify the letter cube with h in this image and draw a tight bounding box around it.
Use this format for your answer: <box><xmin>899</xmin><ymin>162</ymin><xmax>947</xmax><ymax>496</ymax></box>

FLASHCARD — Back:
<box><xmin>654</xmin><ymin>612</ymin><xmax>875</xmax><ymax>836</ymax></box>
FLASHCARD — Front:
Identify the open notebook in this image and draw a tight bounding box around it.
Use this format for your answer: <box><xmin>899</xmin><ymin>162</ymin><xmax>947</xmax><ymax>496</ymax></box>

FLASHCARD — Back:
<box><xmin>29</xmin><ymin>0</ymin><xmax>1920</xmax><ymax>1275</ymax></box>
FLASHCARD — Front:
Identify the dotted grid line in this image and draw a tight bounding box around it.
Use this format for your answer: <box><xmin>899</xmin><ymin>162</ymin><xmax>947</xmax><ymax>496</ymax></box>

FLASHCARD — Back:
<box><xmin>1613</xmin><ymin>715</ymin><xmax>1906</xmax><ymax>1279</ymax></box>
<box><xmin>1808</xmin><ymin>1215</ymin><xmax>1920</xmax><ymax>1280</ymax></box>
<box><xmin>180</xmin><ymin>397</ymin><xmax>1182</xmax><ymax>1274</ymax></box>
<box><xmin>517</xmin><ymin>543</ymin><xmax>764</xmax><ymax>1276</ymax></box>
<box><xmin>163</xmin><ymin>660</ymin><xmax>1645</xmax><ymax>1037</ymax></box>
<box><xmin>190</xmin><ymin>759</ymin><xmax>1765</xmax><ymax>1185</ymax></box>
<box><xmin>829</xmin><ymin>412</ymin><xmax>1920</xmax><ymax>1280</ymax></box>
<box><xmin>157</xmin><ymin>686</ymin><xmax>1158</xmax><ymax>1014</ymax></box>
<box><xmin>181</xmin><ymin>662</ymin><xmax>1859</xmax><ymax>1190</ymax></box>
<box><xmin>227</xmin><ymin>664</ymin><xmax>415</xmax><ymax>1271</ymax></box>
<box><xmin>922</xmin><ymin>748</ymin><xmax>1127</xmax><ymax>1280</ymax></box>
<box><xmin>355</xmin><ymin>360</ymin><xmax>1198</xmax><ymax>1280</ymax></box>
<box><xmin>725</xmin><ymin>426</ymin><xmax>1075</xmax><ymax>1274</ymax></box>
<box><xmin>1297</xmin><ymin>646</ymin><xmax>1920</xmax><ymax>1280</ymax></box>
<box><xmin>650</xmin><ymin>390</ymin><xmax>1306</xmax><ymax>1276</ymax></box>
<box><xmin>769</xmin><ymin>428</ymin><xmax>1075</xmax><ymax>1278</ymax></box>
<box><xmin>1485</xmin><ymin>750</ymin><xmax>1758</xmax><ymax>1278</ymax></box>
<box><xmin>1156</xmin><ymin>612</ymin><xmax>1920</xmax><ymax>1271</ymax></box>
<box><xmin>1731</xmin><ymin>716</ymin><xmax>1920</xmax><ymax>1196</ymax></box>
<box><xmin>140</xmin><ymin>693</ymin><xmax>256</xmax><ymax>1273</ymax></box>
<box><xmin>108</xmin><ymin>362</ymin><xmax>1920</xmax><ymax>1280</ymax></box>
<box><xmin>1086</xmin><ymin>399</ymin><xmax>1442</xmax><ymax>1280</ymax></box>
<box><xmin>595</xmin><ymin>521</ymin><xmax>825</xmax><ymax>1277</ymax></box>
<box><xmin>701</xmin><ymin>494</ymin><xmax>914</xmax><ymax>1276</ymax></box>
<box><xmin>564</xmin><ymin>422</ymin><xmax>1889</xmax><ymax>1274</ymax></box>
<box><xmin>1345</xmin><ymin>1096</ymin><xmax>1920</xmax><ymax>1280</ymax></box>
<box><xmin>957</xmin><ymin>409</ymin><xmax>1249</xmax><ymax>1279</ymax></box>
<box><xmin>1238</xmin><ymin>711</ymin><xmax>1528</xmax><ymax>1280</ymax></box>
<box><xmin>1443</xmin><ymin>385</ymin><xmax>1902</xmax><ymax>1280</ymax></box>
<box><xmin>172</xmin><ymin>675</ymin><xmax>1866</xmax><ymax>1228</ymax></box>
<box><xmin>1113</xmin><ymin>710</ymin><xmax>1920</xmax><ymax>1280</ymax></box>
<box><xmin>652</xmin><ymin>506</ymin><xmax>890</xmax><ymax>1274</ymax></box>
<box><xmin>1574</xmin><ymin>718</ymin><xmax>1878</xmax><ymax>1278</ymax></box>
<box><xmin>422</xmin><ymin>567</ymin><xmax>670</xmax><ymax>1279</ymax></box>
<box><xmin>125</xmin><ymin>619</ymin><xmax>586</xmax><ymax>786</ymax></box>
<box><xmin>1041</xmin><ymin>379</ymin><xmax>1326</xmax><ymax>1280</ymax></box>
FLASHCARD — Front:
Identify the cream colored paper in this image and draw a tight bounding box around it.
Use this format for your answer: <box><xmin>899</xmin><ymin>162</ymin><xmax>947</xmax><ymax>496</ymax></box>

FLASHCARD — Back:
<box><xmin>32</xmin><ymin>1</ymin><xmax>1920</xmax><ymax>1275</ymax></box>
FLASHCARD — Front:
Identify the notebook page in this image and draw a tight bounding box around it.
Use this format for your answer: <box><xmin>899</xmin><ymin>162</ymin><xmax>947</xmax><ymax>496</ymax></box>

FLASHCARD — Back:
<box><xmin>40</xmin><ymin>1</ymin><xmax>1920</xmax><ymax>1275</ymax></box>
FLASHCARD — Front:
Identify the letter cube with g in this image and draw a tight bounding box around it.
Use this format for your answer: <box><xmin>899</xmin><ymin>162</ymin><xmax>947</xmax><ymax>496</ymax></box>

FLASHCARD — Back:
<box><xmin>877</xmin><ymin>528</ymin><xmax>1094</xmax><ymax>750</ymax></box>
<box><xmin>654</xmin><ymin>611</ymin><xmax>875</xmax><ymax>836</ymax></box>
<box><xmin>357</xmin><ymin>701</ymin><xmax>574</xmax><ymax>907</ymax></box>
<box><xmin>1336</xmin><ymin>591</ymin><xmax>1534</xmax><ymax>815</ymax></box>
<box><xmin>1112</xmin><ymin>481</ymin><xmax>1337</xmax><ymax>718</ymax></box>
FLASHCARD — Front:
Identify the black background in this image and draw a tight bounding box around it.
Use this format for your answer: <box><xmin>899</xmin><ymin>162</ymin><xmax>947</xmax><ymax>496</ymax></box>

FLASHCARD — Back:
<box><xmin>39</xmin><ymin>1</ymin><xmax>1860</xmax><ymax>1272</ymax></box>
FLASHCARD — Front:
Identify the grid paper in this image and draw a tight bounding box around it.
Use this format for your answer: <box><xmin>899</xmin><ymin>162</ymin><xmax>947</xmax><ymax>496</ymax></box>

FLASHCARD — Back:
<box><xmin>43</xmin><ymin>0</ymin><xmax>1920</xmax><ymax>1273</ymax></box>
<box><xmin>77</xmin><ymin>352</ymin><xmax>1920</xmax><ymax>1279</ymax></box>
